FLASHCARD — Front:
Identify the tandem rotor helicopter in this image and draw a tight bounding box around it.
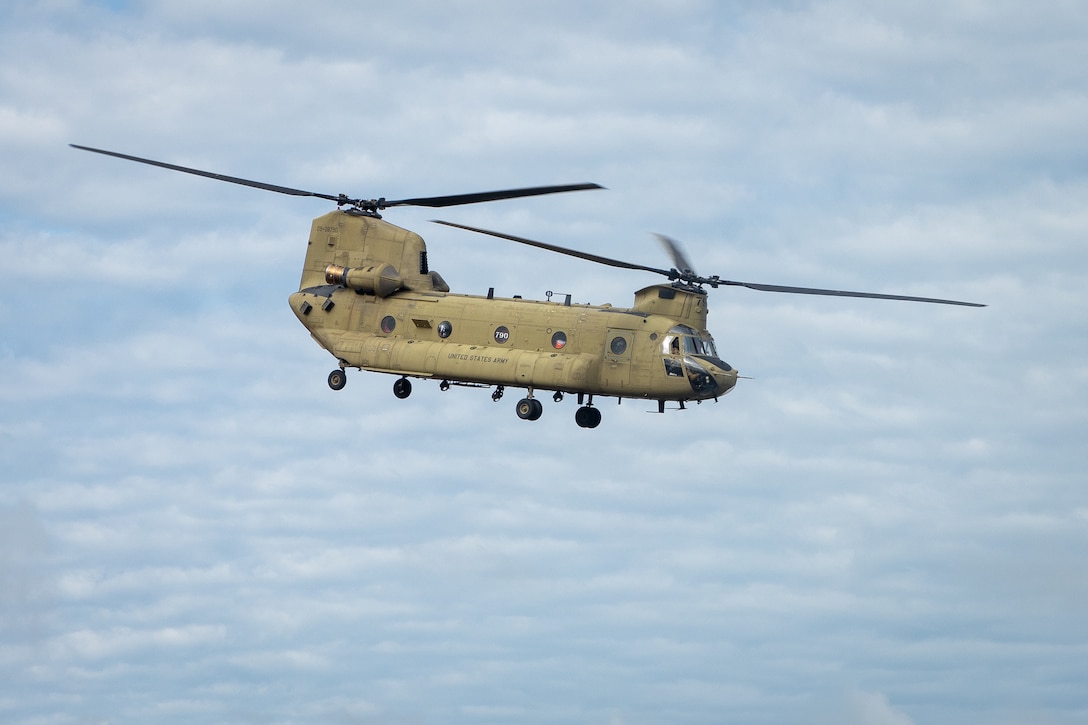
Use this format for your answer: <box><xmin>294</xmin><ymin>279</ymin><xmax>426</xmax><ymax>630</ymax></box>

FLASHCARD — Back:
<box><xmin>71</xmin><ymin>144</ymin><xmax>984</xmax><ymax>428</ymax></box>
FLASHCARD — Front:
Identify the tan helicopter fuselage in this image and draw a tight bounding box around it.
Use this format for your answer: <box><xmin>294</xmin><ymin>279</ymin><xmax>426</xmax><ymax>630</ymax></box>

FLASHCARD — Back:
<box><xmin>287</xmin><ymin>209</ymin><xmax>738</xmax><ymax>403</ymax></box>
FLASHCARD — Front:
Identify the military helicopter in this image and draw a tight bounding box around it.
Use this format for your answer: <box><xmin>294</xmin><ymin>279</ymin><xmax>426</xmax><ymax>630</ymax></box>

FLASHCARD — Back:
<box><xmin>70</xmin><ymin>145</ymin><xmax>984</xmax><ymax>428</ymax></box>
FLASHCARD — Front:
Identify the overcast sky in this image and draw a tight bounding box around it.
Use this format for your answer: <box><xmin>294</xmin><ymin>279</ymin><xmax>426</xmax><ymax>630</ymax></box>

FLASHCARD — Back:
<box><xmin>2</xmin><ymin>1</ymin><xmax>1086</xmax><ymax>723</ymax></box>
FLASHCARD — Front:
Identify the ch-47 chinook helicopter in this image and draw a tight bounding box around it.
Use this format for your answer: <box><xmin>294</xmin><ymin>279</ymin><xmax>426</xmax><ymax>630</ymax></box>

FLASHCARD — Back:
<box><xmin>71</xmin><ymin>144</ymin><xmax>984</xmax><ymax>428</ymax></box>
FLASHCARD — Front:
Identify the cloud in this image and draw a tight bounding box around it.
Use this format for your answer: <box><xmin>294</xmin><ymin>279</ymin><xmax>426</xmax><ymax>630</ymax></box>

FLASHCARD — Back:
<box><xmin>0</xmin><ymin>502</ymin><xmax>54</xmax><ymax>645</ymax></box>
<box><xmin>844</xmin><ymin>690</ymin><xmax>916</xmax><ymax>725</ymax></box>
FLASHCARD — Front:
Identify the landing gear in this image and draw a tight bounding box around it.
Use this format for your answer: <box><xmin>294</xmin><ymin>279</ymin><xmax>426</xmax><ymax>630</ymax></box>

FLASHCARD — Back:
<box><xmin>516</xmin><ymin>397</ymin><xmax>544</xmax><ymax>421</ymax></box>
<box><xmin>575</xmin><ymin>405</ymin><xmax>602</xmax><ymax>429</ymax></box>
<box><xmin>328</xmin><ymin>369</ymin><xmax>347</xmax><ymax>391</ymax></box>
<box><xmin>393</xmin><ymin>377</ymin><xmax>412</xmax><ymax>399</ymax></box>
<box><xmin>491</xmin><ymin>385</ymin><xmax>505</xmax><ymax>402</ymax></box>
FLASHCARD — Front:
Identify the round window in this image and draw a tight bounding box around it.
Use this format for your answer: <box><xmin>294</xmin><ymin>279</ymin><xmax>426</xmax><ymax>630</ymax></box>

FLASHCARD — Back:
<box><xmin>381</xmin><ymin>315</ymin><xmax>396</xmax><ymax>333</ymax></box>
<box><xmin>551</xmin><ymin>331</ymin><xmax>567</xmax><ymax>349</ymax></box>
<box><xmin>438</xmin><ymin>321</ymin><xmax>453</xmax><ymax>338</ymax></box>
<box><xmin>494</xmin><ymin>326</ymin><xmax>511</xmax><ymax>344</ymax></box>
<box><xmin>610</xmin><ymin>336</ymin><xmax>628</xmax><ymax>355</ymax></box>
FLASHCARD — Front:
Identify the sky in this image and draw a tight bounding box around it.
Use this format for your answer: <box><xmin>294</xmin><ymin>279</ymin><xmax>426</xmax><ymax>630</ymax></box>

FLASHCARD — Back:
<box><xmin>1</xmin><ymin>1</ymin><xmax>1086</xmax><ymax>723</ymax></box>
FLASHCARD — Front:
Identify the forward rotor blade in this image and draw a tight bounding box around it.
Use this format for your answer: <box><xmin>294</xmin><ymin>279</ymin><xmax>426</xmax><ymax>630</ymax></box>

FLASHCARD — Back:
<box><xmin>432</xmin><ymin>221</ymin><xmax>674</xmax><ymax>277</ymax></box>
<box><xmin>654</xmin><ymin>233</ymin><xmax>697</xmax><ymax>275</ymax></box>
<box><xmin>389</xmin><ymin>183</ymin><xmax>603</xmax><ymax>208</ymax></box>
<box><xmin>435</xmin><ymin>220</ymin><xmax>985</xmax><ymax>306</ymax></box>
<box><xmin>69</xmin><ymin>144</ymin><xmax>343</xmax><ymax>202</ymax></box>
<box><xmin>718</xmin><ymin>279</ymin><xmax>986</xmax><ymax>307</ymax></box>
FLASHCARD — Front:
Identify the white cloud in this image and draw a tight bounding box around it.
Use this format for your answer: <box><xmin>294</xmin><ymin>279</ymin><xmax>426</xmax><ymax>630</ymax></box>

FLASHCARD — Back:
<box><xmin>0</xmin><ymin>503</ymin><xmax>55</xmax><ymax>645</ymax></box>
<box><xmin>845</xmin><ymin>690</ymin><xmax>916</xmax><ymax>725</ymax></box>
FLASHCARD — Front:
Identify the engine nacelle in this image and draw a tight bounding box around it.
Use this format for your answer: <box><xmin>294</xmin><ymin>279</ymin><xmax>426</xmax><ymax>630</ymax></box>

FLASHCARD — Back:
<box><xmin>324</xmin><ymin>263</ymin><xmax>402</xmax><ymax>298</ymax></box>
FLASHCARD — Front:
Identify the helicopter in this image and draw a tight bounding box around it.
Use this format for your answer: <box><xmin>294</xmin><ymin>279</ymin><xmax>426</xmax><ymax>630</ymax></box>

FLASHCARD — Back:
<box><xmin>70</xmin><ymin>144</ymin><xmax>984</xmax><ymax>428</ymax></box>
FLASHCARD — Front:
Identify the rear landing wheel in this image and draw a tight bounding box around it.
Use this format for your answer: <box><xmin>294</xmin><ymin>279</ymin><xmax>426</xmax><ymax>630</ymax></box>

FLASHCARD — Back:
<box><xmin>575</xmin><ymin>406</ymin><xmax>601</xmax><ymax>428</ymax></box>
<box><xmin>328</xmin><ymin>369</ymin><xmax>346</xmax><ymax>391</ymax></box>
<box><xmin>393</xmin><ymin>377</ymin><xmax>412</xmax><ymax>399</ymax></box>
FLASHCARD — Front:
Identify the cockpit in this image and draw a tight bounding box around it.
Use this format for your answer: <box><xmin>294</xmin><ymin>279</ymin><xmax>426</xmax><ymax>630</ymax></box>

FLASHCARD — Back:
<box><xmin>661</xmin><ymin>324</ymin><xmax>736</xmax><ymax>398</ymax></box>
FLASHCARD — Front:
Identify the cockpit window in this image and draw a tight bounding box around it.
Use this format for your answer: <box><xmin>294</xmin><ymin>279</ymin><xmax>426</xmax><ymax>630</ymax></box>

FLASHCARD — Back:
<box><xmin>690</xmin><ymin>336</ymin><xmax>717</xmax><ymax>357</ymax></box>
<box><xmin>662</xmin><ymin>325</ymin><xmax>717</xmax><ymax>358</ymax></box>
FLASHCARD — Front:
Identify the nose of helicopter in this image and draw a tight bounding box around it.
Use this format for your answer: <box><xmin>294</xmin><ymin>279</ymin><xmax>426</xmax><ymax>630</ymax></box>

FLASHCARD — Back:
<box><xmin>685</xmin><ymin>356</ymin><xmax>738</xmax><ymax>398</ymax></box>
<box><xmin>706</xmin><ymin>360</ymin><xmax>738</xmax><ymax>397</ymax></box>
<box><xmin>715</xmin><ymin>365</ymin><xmax>739</xmax><ymax>394</ymax></box>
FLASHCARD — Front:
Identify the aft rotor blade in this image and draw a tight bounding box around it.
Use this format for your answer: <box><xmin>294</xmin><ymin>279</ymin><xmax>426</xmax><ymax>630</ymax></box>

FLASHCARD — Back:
<box><xmin>389</xmin><ymin>183</ymin><xmax>603</xmax><ymax>208</ymax></box>
<box><xmin>69</xmin><ymin>144</ymin><xmax>343</xmax><ymax>202</ymax></box>
<box><xmin>71</xmin><ymin>145</ymin><xmax>603</xmax><ymax>211</ymax></box>
<box><xmin>432</xmin><ymin>221</ymin><xmax>675</xmax><ymax>277</ymax></box>
<box><xmin>718</xmin><ymin>279</ymin><xmax>986</xmax><ymax>307</ymax></box>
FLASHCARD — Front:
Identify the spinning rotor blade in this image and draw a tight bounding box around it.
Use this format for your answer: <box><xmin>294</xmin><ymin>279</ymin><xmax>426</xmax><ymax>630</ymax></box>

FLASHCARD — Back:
<box><xmin>70</xmin><ymin>144</ymin><xmax>603</xmax><ymax>211</ymax></box>
<box><xmin>716</xmin><ymin>280</ymin><xmax>986</xmax><ymax>306</ymax></box>
<box><xmin>388</xmin><ymin>184</ymin><xmax>604</xmax><ymax>208</ymax></box>
<box><xmin>436</xmin><ymin>221</ymin><xmax>985</xmax><ymax>308</ymax></box>
<box><xmin>70</xmin><ymin>144</ymin><xmax>343</xmax><ymax>202</ymax></box>
<box><xmin>432</xmin><ymin>221</ymin><xmax>675</xmax><ymax>277</ymax></box>
<box><xmin>655</xmin><ymin>233</ymin><xmax>698</xmax><ymax>275</ymax></box>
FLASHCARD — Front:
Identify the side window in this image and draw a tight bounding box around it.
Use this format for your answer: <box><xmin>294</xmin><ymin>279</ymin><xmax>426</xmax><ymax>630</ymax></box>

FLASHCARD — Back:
<box><xmin>606</xmin><ymin>330</ymin><xmax>633</xmax><ymax>361</ymax></box>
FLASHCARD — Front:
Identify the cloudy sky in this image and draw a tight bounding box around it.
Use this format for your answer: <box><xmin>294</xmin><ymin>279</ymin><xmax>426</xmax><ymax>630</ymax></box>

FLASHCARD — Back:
<box><xmin>2</xmin><ymin>1</ymin><xmax>1086</xmax><ymax>723</ymax></box>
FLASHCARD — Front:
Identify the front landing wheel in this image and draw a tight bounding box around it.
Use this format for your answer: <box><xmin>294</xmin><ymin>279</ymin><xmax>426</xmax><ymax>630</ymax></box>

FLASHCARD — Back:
<box><xmin>328</xmin><ymin>369</ymin><xmax>347</xmax><ymax>391</ymax></box>
<box><xmin>575</xmin><ymin>406</ymin><xmax>602</xmax><ymax>428</ymax></box>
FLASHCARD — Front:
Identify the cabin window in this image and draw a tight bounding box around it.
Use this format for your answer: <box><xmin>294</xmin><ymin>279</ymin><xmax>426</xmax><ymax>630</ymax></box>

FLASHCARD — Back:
<box><xmin>438</xmin><ymin>321</ymin><xmax>453</xmax><ymax>339</ymax></box>
<box><xmin>494</xmin><ymin>326</ymin><xmax>511</xmax><ymax>344</ymax></box>
<box><xmin>610</xmin><ymin>336</ymin><xmax>628</xmax><ymax>356</ymax></box>
<box><xmin>381</xmin><ymin>315</ymin><xmax>396</xmax><ymax>333</ymax></box>
<box><xmin>551</xmin><ymin>331</ymin><xmax>567</xmax><ymax>349</ymax></box>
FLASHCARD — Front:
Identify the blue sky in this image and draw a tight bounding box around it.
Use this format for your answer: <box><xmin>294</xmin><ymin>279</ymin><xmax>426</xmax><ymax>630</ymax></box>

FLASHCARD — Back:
<box><xmin>2</xmin><ymin>1</ymin><xmax>1086</xmax><ymax>723</ymax></box>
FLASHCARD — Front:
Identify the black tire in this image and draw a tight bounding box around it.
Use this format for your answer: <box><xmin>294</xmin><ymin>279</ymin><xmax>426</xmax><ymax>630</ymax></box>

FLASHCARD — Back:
<box><xmin>393</xmin><ymin>377</ymin><xmax>412</xmax><ymax>399</ymax></box>
<box><xmin>328</xmin><ymin>370</ymin><xmax>347</xmax><ymax>391</ymax></box>
<box><xmin>575</xmin><ymin>406</ymin><xmax>601</xmax><ymax>428</ymax></box>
